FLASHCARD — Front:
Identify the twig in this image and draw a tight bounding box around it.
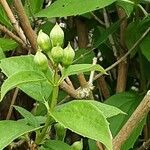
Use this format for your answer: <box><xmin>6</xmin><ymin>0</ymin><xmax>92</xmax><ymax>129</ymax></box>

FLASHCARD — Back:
<box><xmin>0</xmin><ymin>0</ymin><xmax>26</xmax><ymax>43</ymax></box>
<box><xmin>6</xmin><ymin>88</ymin><xmax>19</xmax><ymax>120</ymax></box>
<box><xmin>94</xmin><ymin>27</ymin><xmax>150</xmax><ymax>81</ymax></box>
<box><xmin>113</xmin><ymin>91</ymin><xmax>150</xmax><ymax>150</ymax></box>
<box><xmin>91</xmin><ymin>12</ymin><xmax>105</xmax><ymax>26</ymax></box>
<box><xmin>13</xmin><ymin>0</ymin><xmax>37</xmax><ymax>53</ymax></box>
<box><xmin>96</xmin><ymin>141</ymin><xmax>105</xmax><ymax>150</ymax></box>
<box><xmin>76</xmin><ymin>18</ymin><xmax>89</xmax><ymax>89</ymax></box>
<box><xmin>89</xmin><ymin>57</ymin><xmax>97</xmax><ymax>85</ymax></box>
<box><xmin>103</xmin><ymin>8</ymin><xmax>117</xmax><ymax>57</ymax></box>
<box><xmin>97</xmin><ymin>76</ymin><xmax>110</xmax><ymax>99</ymax></box>
<box><xmin>60</xmin><ymin>81</ymin><xmax>79</xmax><ymax>99</ymax></box>
<box><xmin>0</xmin><ymin>24</ymin><xmax>26</xmax><ymax>49</ymax></box>
<box><xmin>116</xmin><ymin>6</ymin><xmax>128</xmax><ymax>93</ymax></box>
<box><xmin>137</xmin><ymin>139</ymin><xmax>150</xmax><ymax>150</ymax></box>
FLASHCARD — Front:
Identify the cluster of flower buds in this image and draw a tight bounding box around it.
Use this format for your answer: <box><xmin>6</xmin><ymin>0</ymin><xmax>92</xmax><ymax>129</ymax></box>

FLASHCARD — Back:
<box><xmin>34</xmin><ymin>23</ymin><xmax>75</xmax><ymax>69</ymax></box>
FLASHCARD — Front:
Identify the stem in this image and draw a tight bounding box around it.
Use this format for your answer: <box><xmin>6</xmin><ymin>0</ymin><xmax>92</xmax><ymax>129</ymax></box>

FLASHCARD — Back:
<box><xmin>50</xmin><ymin>68</ymin><xmax>59</xmax><ymax>109</ymax></box>
<box><xmin>35</xmin><ymin>115</ymin><xmax>52</xmax><ymax>144</ymax></box>
<box><xmin>113</xmin><ymin>91</ymin><xmax>150</xmax><ymax>150</ymax></box>
<box><xmin>35</xmin><ymin>68</ymin><xmax>59</xmax><ymax>144</ymax></box>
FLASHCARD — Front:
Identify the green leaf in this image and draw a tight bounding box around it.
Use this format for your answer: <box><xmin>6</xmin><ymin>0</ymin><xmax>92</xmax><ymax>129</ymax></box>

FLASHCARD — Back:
<box><xmin>85</xmin><ymin>100</ymin><xmax>125</xmax><ymax>118</ymax></box>
<box><xmin>0</xmin><ymin>47</ymin><xmax>5</xmax><ymax>60</ymax></box>
<box><xmin>42</xmin><ymin>140</ymin><xmax>71</xmax><ymax>150</ymax></box>
<box><xmin>0</xmin><ymin>38</ymin><xmax>18</xmax><ymax>51</ymax></box>
<box><xmin>51</xmin><ymin>100</ymin><xmax>113</xmax><ymax>150</ymax></box>
<box><xmin>0</xmin><ymin>55</ymin><xmax>53</xmax><ymax>101</ymax></box>
<box><xmin>140</xmin><ymin>34</ymin><xmax>150</xmax><ymax>62</ymax></box>
<box><xmin>0</xmin><ymin>120</ymin><xmax>40</xmax><ymax>150</ymax></box>
<box><xmin>0</xmin><ymin>5</ymin><xmax>12</xmax><ymax>28</ymax></box>
<box><xmin>14</xmin><ymin>106</ymin><xmax>39</xmax><ymax>127</ymax></box>
<box><xmin>105</xmin><ymin>92</ymin><xmax>145</xmax><ymax>150</ymax></box>
<box><xmin>36</xmin><ymin>0</ymin><xmax>116</xmax><ymax>18</ymax></box>
<box><xmin>125</xmin><ymin>21</ymin><xmax>140</xmax><ymax>58</ymax></box>
<box><xmin>117</xmin><ymin>0</ymin><xmax>134</xmax><ymax>17</ymax></box>
<box><xmin>0</xmin><ymin>55</ymin><xmax>39</xmax><ymax>76</ymax></box>
<box><xmin>93</xmin><ymin>20</ymin><xmax>121</xmax><ymax>48</ymax></box>
<box><xmin>0</xmin><ymin>70</ymin><xmax>47</xmax><ymax>101</ymax></box>
<box><xmin>74</xmin><ymin>48</ymin><xmax>95</xmax><ymax>64</ymax></box>
<box><xmin>62</xmin><ymin>64</ymin><xmax>106</xmax><ymax>78</ymax></box>
<box><xmin>88</xmin><ymin>139</ymin><xmax>99</xmax><ymax>150</ymax></box>
<box><xmin>25</xmin><ymin>0</ymin><xmax>44</xmax><ymax>15</ymax></box>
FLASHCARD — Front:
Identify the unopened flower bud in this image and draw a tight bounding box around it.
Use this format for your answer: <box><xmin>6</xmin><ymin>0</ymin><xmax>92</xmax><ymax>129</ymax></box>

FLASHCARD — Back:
<box><xmin>34</xmin><ymin>51</ymin><xmax>48</xmax><ymax>70</ymax></box>
<box><xmin>50</xmin><ymin>23</ymin><xmax>64</xmax><ymax>47</ymax></box>
<box><xmin>71</xmin><ymin>140</ymin><xmax>83</xmax><ymax>150</ymax></box>
<box><xmin>51</xmin><ymin>45</ymin><xmax>63</xmax><ymax>64</ymax></box>
<box><xmin>62</xmin><ymin>43</ymin><xmax>75</xmax><ymax>67</ymax></box>
<box><xmin>37</xmin><ymin>30</ymin><xmax>51</xmax><ymax>52</ymax></box>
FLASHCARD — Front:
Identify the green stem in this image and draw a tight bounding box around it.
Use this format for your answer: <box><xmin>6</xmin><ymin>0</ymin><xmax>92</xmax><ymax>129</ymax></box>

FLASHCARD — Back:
<box><xmin>35</xmin><ymin>67</ymin><xmax>59</xmax><ymax>144</ymax></box>
<box><xmin>50</xmin><ymin>68</ymin><xmax>59</xmax><ymax>109</ymax></box>
<box><xmin>35</xmin><ymin>115</ymin><xmax>52</xmax><ymax>144</ymax></box>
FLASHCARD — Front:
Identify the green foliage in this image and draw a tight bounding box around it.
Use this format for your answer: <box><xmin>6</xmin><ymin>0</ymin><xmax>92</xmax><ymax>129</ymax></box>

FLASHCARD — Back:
<box><xmin>36</xmin><ymin>0</ymin><xmax>117</xmax><ymax>18</ymax></box>
<box><xmin>0</xmin><ymin>70</ymin><xmax>49</xmax><ymax>101</ymax></box>
<box><xmin>0</xmin><ymin>38</ymin><xmax>18</xmax><ymax>51</ymax></box>
<box><xmin>41</xmin><ymin>140</ymin><xmax>71</xmax><ymax>150</ymax></box>
<box><xmin>14</xmin><ymin>106</ymin><xmax>41</xmax><ymax>127</ymax></box>
<box><xmin>0</xmin><ymin>120</ymin><xmax>41</xmax><ymax>150</ymax></box>
<box><xmin>51</xmin><ymin>100</ymin><xmax>124</xmax><ymax>150</ymax></box>
<box><xmin>0</xmin><ymin>0</ymin><xmax>149</xmax><ymax>149</ymax></box>
<box><xmin>0</xmin><ymin>5</ymin><xmax>11</xmax><ymax>27</ymax></box>
<box><xmin>105</xmin><ymin>92</ymin><xmax>146</xmax><ymax>150</ymax></box>
<box><xmin>61</xmin><ymin>64</ymin><xmax>106</xmax><ymax>79</ymax></box>
<box><xmin>0</xmin><ymin>55</ymin><xmax>53</xmax><ymax>101</ymax></box>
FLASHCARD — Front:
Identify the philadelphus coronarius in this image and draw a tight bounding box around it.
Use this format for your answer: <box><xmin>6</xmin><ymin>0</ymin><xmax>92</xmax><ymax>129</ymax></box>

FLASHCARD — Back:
<box><xmin>34</xmin><ymin>51</ymin><xmax>48</xmax><ymax>71</ymax></box>
<box><xmin>62</xmin><ymin>43</ymin><xmax>75</xmax><ymax>67</ymax></box>
<box><xmin>37</xmin><ymin>30</ymin><xmax>51</xmax><ymax>52</ymax></box>
<box><xmin>50</xmin><ymin>23</ymin><xmax>64</xmax><ymax>47</ymax></box>
<box><xmin>51</xmin><ymin>45</ymin><xmax>64</xmax><ymax>64</ymax></box>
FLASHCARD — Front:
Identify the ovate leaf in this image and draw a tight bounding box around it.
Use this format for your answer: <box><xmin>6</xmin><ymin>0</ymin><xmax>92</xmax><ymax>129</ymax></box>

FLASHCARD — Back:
<box><xmin>25</xmin><ymin>0</ymin><xmax>44</xmax><ymax>15</ymax></box>
<box><xmin>0</xmin><ymin>47</ymin><xmax>5</xmax><ymax>60</ymax></box>
<box><xmin>42</xmin><ymin>140</ymin><xmax>71</xmax><ymax>150</ymax></box>
<box><xmin>140</xmin><ymin>34</ymin><xmax>150</xmax><ymax>62</ymax></box>
<box><xmin>0</xmin><ymin>5</ymin><xmax>11</xmax><ymax>27</ymax></box>
<box><xmin>93</xmin><ymin>20</ymin><xmax>121</xmax><ymax>48</ymax></box>
<box><xmin>0</xmin><ymin>71</ymin><xmax>47</xmax><ymax>101</ymax></box>
<box><xmin>62</xmin><ymin>64</ymin><xmax>106</xmax><ymax>79</ymax></box>
<box><xmin>36</xmin><ymin>0</ymin><xmax>116</xmax><ymax>18</ymax></box>
<box><xmin>0</xmin><ymin>38</ymin><xmax>18</xmax><ymax>51</ymax></box>
<box><xmin>51</xmin><ymin>100</ymin><xmax>113</xmax><ymax>150</ymax></box>
<box><xmin>0</xmin><ymin>55</ymin><xmax>53</xmax><ymax>101</ymax></box>
<box><xmin>0</xmin><ymin>120</ymin><xmax>40</xmax><ymax>150</ymax></box>
<box><xmin>14</xmin><ymin>106</ymin><xmax>39</xmax><ymax>127</ymax></box>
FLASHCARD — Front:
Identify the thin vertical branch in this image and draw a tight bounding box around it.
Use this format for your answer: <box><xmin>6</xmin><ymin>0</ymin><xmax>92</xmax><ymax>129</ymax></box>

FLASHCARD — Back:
<box><xmin>116</xmin><ymin>6</ymin><xmax>128</xmax><ymax>93</ymax></box>
<box><xmin>76</xmin><ymin>18</ymin><xmax>89</xmax><ymax>89</ymax></box>
<box><xmin>0</xmin><ymin>0</ymin><xmax>26</xmax><ymax>43</ymax></box>
<box><xmin>6</xmin><ymin>88</ymin><xmax>19</xmax><ymax>120</ymax></box>
<box><xmin>13</xmin><ymin>0</ymin><xmax>37</xmax><ymax>53</ymax></box>
<box><xmin>103</xmin><ymin>8</ymin><xmax>117</xmax><ymax>57</ymax></box>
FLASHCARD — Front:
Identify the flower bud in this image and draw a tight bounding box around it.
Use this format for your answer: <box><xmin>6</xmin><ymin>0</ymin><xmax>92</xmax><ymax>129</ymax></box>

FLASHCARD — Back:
<box><xmin>50</xmin><ymin>23</ymin><xmax>64</xmax><ymax>47</ymax></box>
<box><xmin>51</xmin><ymin>45</ymin><xmax>63</xmax><ymax>64</ymax></box>
<box><xmin>62</xmin><ymin>43</ymin><xmax>75</xmax><ymax>67</ymax></box>
<box><xmin>71</xmin><ymin>140</ymin><xmax>83</xmax><ymax>150</ymax></box>
<box><xmin>37</xmin><ymin>30</ymin><xmax>51</xmax><ymax>52</ymax></box>
<box><xmin>34</xmin><ymin>51</ymin><xmax>48</xmax><ymax>70</ymax></box>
